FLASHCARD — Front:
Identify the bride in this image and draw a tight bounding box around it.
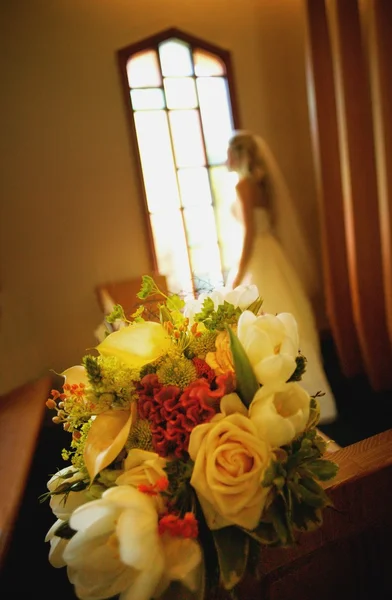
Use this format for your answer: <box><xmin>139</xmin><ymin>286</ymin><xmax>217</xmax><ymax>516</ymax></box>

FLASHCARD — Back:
<box><xmin>226</xmin><ymin>131</ymin><xmax>337</xmax><ymax>425</ymax></box>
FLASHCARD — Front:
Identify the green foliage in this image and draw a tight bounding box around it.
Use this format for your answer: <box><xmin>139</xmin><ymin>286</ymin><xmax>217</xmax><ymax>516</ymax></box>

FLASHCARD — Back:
<box><xmin>82</xmin><ymin>355</ymin><xmax>102</xmax><ymax>385</ymax></box>
<box><xmin>130</xmin><ymin>305</ymin><xmax>145</xmax><ymax>323</ymax></box>
<box><xmin>62</xmin><ymin>420</ymin><xmax>93</xmax><ymax>472</ymax></box>
<box><xmin>241</xmin><ymin>429</ymin><xmax>339</xmax><ymax>549</ymax></box>
<box><xmin>105</xmin><ymin>304</ymin><xmax>127</xmax><ymax>324</ymax></box>
<box><xmin>137</xmin><ymin>275</ymin><xmax>185</xmax><ymax>327</ymax></box>
<box><xmin>163</xmin><ymin>459</ymin><xmax>195</xmax><ymax>515</ymax></box>
<box><xmin>166</xmin><ymin>293</ymin><xmax>185</xmax><ymax>313</ymax></box>
<box><xmin>227</xmin><ymin>326</ymin><xmax>259</xmax><ymax>408</ymax></box>
<box><xmin>137</xmin><ymin>275</ymin><xmax>157</xmax><ymax>299</ymax></box>
<box><xmin>194</xmin><ymin>299</ymin><xmax>242</xmax><ymax>331</ymax></box>
<box><xmin>246</xmin><ymin>297</ymin><xmax>264</xmax><ymax>315</ymax></box>
<box><xmin>287</xmin><ymin>354</ymin><xmax>307</xmax><ymax>382</ymax></box>
<box><xmin>306</xmin><ymin>394</ymin><xmax>322</xmax><ymax>430</ymax></box>
<box><xmin>241</xmin><ymin>520</ymin><xmax>279</xmax><ymax>546</ymax></box>
<box><xmin>54</xmin><ymin>520</ymin><xmax>77</xmax><ymax>540</ymax></box>
<box><xmin>212</xmin><ymin>527</ymin><xmax>249</xmax><ymax>591</ymax></box>
<box><xmin>39</xmin><ymin>476</ymin><xmax>89</xmax><ymax>504</ymax></box>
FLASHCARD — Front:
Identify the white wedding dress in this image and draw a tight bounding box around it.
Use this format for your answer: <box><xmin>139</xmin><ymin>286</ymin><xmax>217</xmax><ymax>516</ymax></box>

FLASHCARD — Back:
<box><xmin>229</xmin><ymin>203</ymin><xmax>338</xmax><ymax>425</ymax></box>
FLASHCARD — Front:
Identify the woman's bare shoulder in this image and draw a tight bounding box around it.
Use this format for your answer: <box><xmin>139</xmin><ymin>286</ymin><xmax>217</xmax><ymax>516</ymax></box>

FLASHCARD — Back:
<box><xmin>235</xmin><ymin>178</ymin><xmax>259</xmax><ymax>194</ymax></box>
<box><xmin>236</xmin><ymin>178</ymin><xmax>267</xmax><ymax>208</ymax></box>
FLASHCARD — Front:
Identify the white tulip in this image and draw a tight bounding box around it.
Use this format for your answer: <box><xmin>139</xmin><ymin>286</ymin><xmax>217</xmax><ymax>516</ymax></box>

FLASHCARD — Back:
<box><xmin>62</xmin><ymin>485</ymin><xmax>202</xmax><ymax>600</ymax></box>
<box><xmin>45</xmin><ymin>519</ymin><xmax>68</xmax><ymax>568</ymax></box>
<box><xmin>47</xmin><ymin>467</ymin><xmax>89</xmax><ymax>520</ymax></box>
<box><xmin>249</xmin><ymin>382</ymin><xmax>311</xmax><ymax>447</ymax></box>
<box><xmin>237</xmin><ymin>310</ymin><xmax>299</xmax><ymax>386</ymax></box>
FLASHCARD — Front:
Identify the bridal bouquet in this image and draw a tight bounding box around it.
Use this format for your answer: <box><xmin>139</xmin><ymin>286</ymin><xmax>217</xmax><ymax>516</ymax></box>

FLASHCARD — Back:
<box><xmin>43</xmin><ymin>276</ymin><xmax>338</xmax><ymax>600</ymax></box>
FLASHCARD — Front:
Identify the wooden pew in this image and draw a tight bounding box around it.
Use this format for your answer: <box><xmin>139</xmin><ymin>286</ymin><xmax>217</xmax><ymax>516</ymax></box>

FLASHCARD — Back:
<box><xmin>212</xmin><ymin>429</ymin><xmax>392</xmax><ymax>599</ymax></box>
<box><xmin>0</xmin><ymin>374</ymin><xmax>53</xmax><ymax>568</ymax></box>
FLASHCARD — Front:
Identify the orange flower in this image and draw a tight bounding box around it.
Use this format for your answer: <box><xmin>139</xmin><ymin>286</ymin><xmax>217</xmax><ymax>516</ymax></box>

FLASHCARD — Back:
<box><xmin>205</xmin><ymin>330</ymin><xmax>235</xmax><ymax>375</ymax></box>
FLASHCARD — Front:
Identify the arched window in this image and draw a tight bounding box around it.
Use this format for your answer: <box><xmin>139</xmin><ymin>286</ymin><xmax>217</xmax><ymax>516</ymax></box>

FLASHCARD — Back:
<box><xmin>117</xmin><ymin>28</ymin><xmax>241</xmax><ymax>296</ymax></box>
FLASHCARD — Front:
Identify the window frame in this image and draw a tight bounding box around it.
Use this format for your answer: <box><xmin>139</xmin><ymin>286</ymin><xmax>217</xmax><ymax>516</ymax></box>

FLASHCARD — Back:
<box><xmin>117</xmin><ymin>27</ymin><xmax>241</xmax><ymax>293</ymax></box>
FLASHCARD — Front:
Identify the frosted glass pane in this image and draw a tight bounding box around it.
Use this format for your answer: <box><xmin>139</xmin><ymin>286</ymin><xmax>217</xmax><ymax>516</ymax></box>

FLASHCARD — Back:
<box><xmin>194</xmin><ymin>272</ymin><xmax>225</xmax><ymax>295</ymax></box>
<box><xmin>194</xmin><ymin>49</ymin><xmax>225</xmax><ymax>76</ymax></box>
<box><xmin>177</xmin><ymin>168</ymin><xmax>212</xmax><ymax>208</ymax></box>
<box><xmin>150</xmin><ymin>211</ymin><xmax>193</xmax><ymax>295</ymax></box>
<box><xmin>134</xmin><ymin>111</ymin><xmax>180</xmax><ymax>212</ymax></box>
<box><xmin>164</xmin><ymin>78</ymin><xmax>198</xmax><ymax>109</ymax></box>
<box><xmin>169</xmin><ymin>110</ymin><xmax>205</xmax><ymax>167</ymax></box>
<box><xmin>197</xmin><ymin>77</ymin><xmax>234</xmax><ymax>164</ymax></box>
<box><xmin>210</xmin><ymin>167</ymin><xmax>242</xmax><ymax>271</ymax></box>
<box><xmin>190</xmin><ymin>244</ymin><xmax>223</xmax><ymax>292</ymax></box>
<box><xmin>159</xmin><ymin>39</ymin><xmax>193</xmax><ymax>76</ymax></box>
<box><xmin>184</xmin><ymin>205</ymin><xmax>217</xmax><ymax>247</ymax></box>
<box><xmin>127</xmin><ymin>50</ymin><xmax>162</xmax><ymax>88</ymax></box>
<box><xmin>130</xmin><ymin>88</ymin><xmax>165</xmax><ymax>110</ymax></box>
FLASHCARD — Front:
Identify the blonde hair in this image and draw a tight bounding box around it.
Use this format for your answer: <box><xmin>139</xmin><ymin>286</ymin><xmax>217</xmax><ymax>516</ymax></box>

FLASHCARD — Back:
<box><xmin>228</xmin><ymin>132</ymin><xmax>266</xmax><ymax>182</ymax></box>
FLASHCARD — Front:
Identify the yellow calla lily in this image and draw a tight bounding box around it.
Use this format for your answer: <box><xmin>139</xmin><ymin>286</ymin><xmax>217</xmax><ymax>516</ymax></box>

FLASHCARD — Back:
<box><xmin>96</xmin><ymin>321</ymin><xmax>171</xmax><ymax>369</ymax></box>
<box><xmin>83</xmin><ymin>409</ymin><xmax>134</xmax><ymax>481</ymax></box>
<box><xmin>61</xmin><ymin>365</ymin><xmax>89</xmax><ymax>387</ymax></box>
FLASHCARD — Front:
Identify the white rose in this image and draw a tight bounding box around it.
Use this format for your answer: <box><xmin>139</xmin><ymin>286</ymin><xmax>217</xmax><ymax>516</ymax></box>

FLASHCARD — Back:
<box><xmin>189</xmin><ymin>400</ymin><xmax>273</xmax><ymax>530</ymax></box>
<box><xmin>249</xmin><ymin>382</ymin><xmax>311</xmax><ymax>447</ymax></box>
<box><xmin>237</xmin><ymin>310</ymin><xmax>299</xmax><ymax>386</ymax></box>
<box><xmin>47</xmin><ymin>467</ymin><xmax>88</xmax><ymax>520</ymax></box>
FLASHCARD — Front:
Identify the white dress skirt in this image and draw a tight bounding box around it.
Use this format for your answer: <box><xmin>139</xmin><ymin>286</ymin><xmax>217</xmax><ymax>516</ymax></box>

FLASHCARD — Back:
<box><xmin>228</xmin><ymin>205</ymin><xmax>338</xmax><ymax>424</ymax></box>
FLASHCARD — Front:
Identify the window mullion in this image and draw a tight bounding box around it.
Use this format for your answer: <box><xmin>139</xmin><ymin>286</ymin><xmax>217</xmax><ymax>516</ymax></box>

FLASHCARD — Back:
<box><xmin>156</xmin><ymin>44</ymin><xmax>196</xmax><ymax>298</ymax></box>
<box><xmin>190</xmin><ymin>44</ymin><xmax>225</xmax><ymax>291</ymax></box>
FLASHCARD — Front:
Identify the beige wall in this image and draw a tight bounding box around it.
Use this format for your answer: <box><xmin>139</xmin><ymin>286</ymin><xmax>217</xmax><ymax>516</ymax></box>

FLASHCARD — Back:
<box><xmin>0</xmin><ymin>0</ymin><xmax>323</xmax><ymax>394</ymax></box>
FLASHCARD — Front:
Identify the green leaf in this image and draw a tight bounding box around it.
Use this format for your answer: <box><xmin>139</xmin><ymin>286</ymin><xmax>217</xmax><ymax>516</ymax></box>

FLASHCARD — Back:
<box><xmin>166</xmin><ymin>294</ymin><xmax>185</xmax><ymax>312</ymax></box>
<box><xmin>130</xmin><ymin>305</ymin><xmax>145</xmax><ymax>323</ymax></box>
<box><xmin>303</xmin><ymin>459</ymin><xmax>339</xmax><ymax>482</ymax></box>
<box><xmin>291</xmin><ymin>496</ymin><xmax>323</xmax><ymax>532</ymax></box>
<box><xmin>227</xmin><ymin>326</ymin><xmax>259</xmax><ymax>408</ymax></box>
<box><xmin>54</xmin><ymin>520</ymin><xmax>77</xmax><ymax>540</ymax></box>
<box><xmin>269</xmin><ymin>502</ymin><xmax>293</xmax><ymax>546</ymax></box>
<box><xmin>306</xmin><ymin>395</ymin><xmax>321</xmax><ymax>429</ymax></box>
<box><xmin>159</xmin><ymin>305</ymin><xmax>173</xmax><ymax>324</ymax></box>
<box><xmin>137</xmin><ymin>275</ymin><xmax>156</xmax><ymax>299</ymax></box>
<box><xmin>212</xmin><ymin>527</ymin><xmax>249</xmax><ymax>590</ymax></box>
<box><xmin>262</xmin><ymin>460</ymin><xmax>287</xmax><ymax>489</ymax></box>
<box><xmin>242</xmin><ymin>521</ymin><xmax>279</xmax><ymax>546</ymax></box>
<box><xmin>287</xmin><ymin>354</ymin><xmax>307</xmax><ymax>383</ymax></box>
<box><xmin>105</xmin><ymin>304</ymin><xmax>126</xmax><ymax>324</ymax></box>
<box><xmin>289</xmin><ymin>478</ymin><xmax>332</xmax><ymax>508</ymax></box>
<box><xmin>194</xmin><ymin>297</ymin><xmax>215</xmax><ymax>321</ymax></box>
<box><xmin>246</xmin><ymin>297</ymin><xmax>263</xmax><ymax>315</ymax></box>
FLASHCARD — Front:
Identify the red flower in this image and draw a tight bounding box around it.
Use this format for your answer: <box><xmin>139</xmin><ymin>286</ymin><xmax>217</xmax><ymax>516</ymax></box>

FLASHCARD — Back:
<box><xmin>192</xmin><ymin>358</ymin><xmax>215</xmax><ymax>384</ymax></box>
<box><xmin>158</xmin><ymin>512</ymin><xmax>198</xmax><ymax>538</ymax></box>
<box><xmin>137</xmin><ymin>374</ymin><xmax>219</xmax><ymax>458</ymax></box>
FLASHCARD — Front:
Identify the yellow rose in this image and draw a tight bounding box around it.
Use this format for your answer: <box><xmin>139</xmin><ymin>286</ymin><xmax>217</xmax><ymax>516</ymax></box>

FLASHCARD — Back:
<box><xmin>188</xmin><ymin>411</ymin><xmax>273</xmax><ymax>530</ymax></box>
<box><xmin>205</xmin><ymin>330</ymin><xmax>235</xmax><ymax>375</ymax></box>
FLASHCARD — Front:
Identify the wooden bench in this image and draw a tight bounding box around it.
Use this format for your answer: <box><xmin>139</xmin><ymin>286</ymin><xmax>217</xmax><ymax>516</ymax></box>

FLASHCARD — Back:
<box><xmin>212</xmin><ymin>429</ymin><xmax>392</xmax><ymax>599</ymax></box>
<box><xmin>0</xmin><ymin>374</ymin><xmax>53</xmax><ymax>568</ymax></box>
